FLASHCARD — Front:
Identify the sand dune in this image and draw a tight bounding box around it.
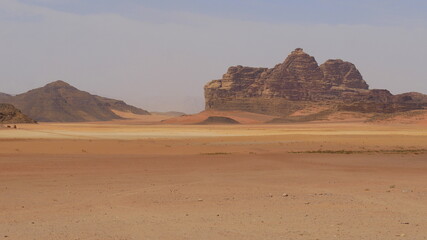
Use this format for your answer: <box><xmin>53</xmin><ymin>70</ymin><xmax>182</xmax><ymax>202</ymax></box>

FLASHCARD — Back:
<box><xmin>163</xmin><ymin>110</ymin><xmax>279</xmax><ymax>124</ymax></box>
<box><xmin>161</xmin><ymin>109</ymin><xmax>427</xmax><ymax>125</ymax></box>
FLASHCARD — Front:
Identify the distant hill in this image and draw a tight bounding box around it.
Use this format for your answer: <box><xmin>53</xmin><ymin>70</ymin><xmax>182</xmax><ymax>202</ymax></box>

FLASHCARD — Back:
<box><xmin>0</xmin><ymin>81</ymin><xmax>150</xmax><ymax>122</ymax></box>
<box><xmin>0</xmin><ymin>92</ymin><xmax>11</xmax><ymax>99</ymax></box>
<box><xmin>0</xmin><ymin>103</ymin><xmax>36</xmax><ymax>124</ymax></box>
<box><xmin>94</xmin><ymin>96</ymin><xmax>150</xmax><ymax>115</ymax></box>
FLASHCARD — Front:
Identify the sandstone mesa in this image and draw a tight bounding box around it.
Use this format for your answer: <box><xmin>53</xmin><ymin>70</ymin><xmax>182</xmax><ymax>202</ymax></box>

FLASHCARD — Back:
<box><xmin>205</xmin><ymin>48</ymin><xmax>427</xmax><ymax>116</ymax></box>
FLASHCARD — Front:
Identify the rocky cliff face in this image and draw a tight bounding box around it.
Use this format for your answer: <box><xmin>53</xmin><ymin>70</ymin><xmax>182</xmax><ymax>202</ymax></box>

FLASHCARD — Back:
<box><xmin>320</xmin><ymin>59</ymin><xmax>369</xmax><ymax>89</ymax></box>
<box><xmin>205</xmin><ymin>48</ymin><xmax>426</xmax><ymax>115</ymax></box>
<box><xmin>0</xmin><ymin>104</ymin><xmax>36</xmax><ymax>124</ymax></box>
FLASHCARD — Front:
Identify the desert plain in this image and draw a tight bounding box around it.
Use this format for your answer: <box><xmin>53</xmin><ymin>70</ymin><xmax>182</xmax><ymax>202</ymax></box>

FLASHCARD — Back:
<box><xmin>1</xmin><ymin>119</ymin><xmax>427</xmax><ymax>240</ymax></box>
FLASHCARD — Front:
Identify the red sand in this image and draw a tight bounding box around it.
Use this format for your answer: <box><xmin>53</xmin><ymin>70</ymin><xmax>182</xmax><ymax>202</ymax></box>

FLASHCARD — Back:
<box><xmin>1</xmin><ymin>122</ymin><xmax>427</xmax><ymax>239</ymax></box>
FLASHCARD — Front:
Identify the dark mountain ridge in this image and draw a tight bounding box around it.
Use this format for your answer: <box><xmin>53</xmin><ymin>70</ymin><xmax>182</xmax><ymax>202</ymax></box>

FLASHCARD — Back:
<box><xmin>0</xmin><ymin>80</ymin><xmax>150</xmax><ymax>122</ymax></box>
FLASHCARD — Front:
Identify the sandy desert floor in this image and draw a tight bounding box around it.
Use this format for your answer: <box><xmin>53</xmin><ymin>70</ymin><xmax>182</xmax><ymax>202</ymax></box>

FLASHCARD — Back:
<box><xmin>1</xmin><ymin>122</ymin><xmax>427</xmax><ymax>239</ymax></box>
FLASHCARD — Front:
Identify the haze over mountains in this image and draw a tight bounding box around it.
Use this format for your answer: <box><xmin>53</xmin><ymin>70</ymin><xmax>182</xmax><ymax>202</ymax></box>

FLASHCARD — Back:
<box><xmin>0</xmin><ymin>81</ymin><xmax>149</xmax><ymax>122</ymax></box>
<box><xmin>205</xmin><ymin>48</ymin><xmax>427</xmax><ymax>117</ymax></box>
<box><xmin>1</xmin><ymin>49</ymin><xmax>427</xmax><ymax>124</ymax></box>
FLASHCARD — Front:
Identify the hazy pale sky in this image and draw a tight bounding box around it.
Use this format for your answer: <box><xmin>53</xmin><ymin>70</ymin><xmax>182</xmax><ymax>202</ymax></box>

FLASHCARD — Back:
<box><xmin>1</xmin><ymin>0</ymin><xmax>427</xmax><ymax>113</ymax></box>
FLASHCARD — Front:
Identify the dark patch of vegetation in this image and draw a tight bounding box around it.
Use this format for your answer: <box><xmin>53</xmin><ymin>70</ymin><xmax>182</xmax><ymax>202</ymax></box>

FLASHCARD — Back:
<box><xmin>200</xmin><ymin>152</ymin><xmax>232</xmax><ymax>155</ymax></box>
<box><xmin>289</xmin><ymin>149</ymin><xmax>427</xmax><ymax>154</ymax></box>
<box><xmin>268</xmin><ymin>110</ymin><xmax>334</xmax><ymax>123</ymax></box>
<box><xmin>367</xmin><ymin>110</ymin><xmax>426</xmax><ymax>122</ymax></box>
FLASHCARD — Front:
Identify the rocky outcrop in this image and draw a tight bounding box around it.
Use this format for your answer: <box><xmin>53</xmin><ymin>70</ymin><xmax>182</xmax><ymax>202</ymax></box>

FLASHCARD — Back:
<box><xmin>0</xmin><ymin>104</ymin><xmax>36</xmax><ymax>124</ymax></box>
<box><xmin>205</xmin><ymin>48</ymin><xmax>426</xmax><ymax>116</ymax></box>
<box><xmin>320</xmin><ymin>59</ymin><xmax>369</xmax><ymax>89</ymax></box>
<box><xmin>0</xmin><ymin>80</ymin><xmax>150</xmax><ymax>122</ymax></box>
<box><xmin>395</xmin><ymin>92</ymin><xmax>427</xmax><ymax>104</ymax></box>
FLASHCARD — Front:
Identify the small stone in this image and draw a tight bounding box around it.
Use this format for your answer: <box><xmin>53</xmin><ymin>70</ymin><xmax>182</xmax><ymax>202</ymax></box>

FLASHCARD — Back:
<box><xmin>282</xmin><ymin>193</ymin><xmax>289</xmax><ymax>197</ymax></box>
<box><xmin>198</xmin><ymin>198</ymin><xmax>203</xmax><ymax>202</ymax></box>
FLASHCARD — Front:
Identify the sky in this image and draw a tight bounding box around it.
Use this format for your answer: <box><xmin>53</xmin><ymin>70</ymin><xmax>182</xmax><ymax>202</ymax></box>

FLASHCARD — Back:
<box><xmin>1</xmin><ymin>0</ymin><xmax>427</xmax><ymax>113</ymax></box>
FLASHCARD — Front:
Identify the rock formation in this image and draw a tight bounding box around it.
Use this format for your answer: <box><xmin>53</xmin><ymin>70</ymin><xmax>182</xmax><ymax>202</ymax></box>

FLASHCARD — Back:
<box><xmin>0</xmin><ymin>103</ymin><xmax>36</xmax><ymax>124</ymax></box>
<box><xmin>205</xmin><ymin>48</ymin><xmax>427</xmax><ymax>116</ymax></box>
<box><xmin>0</xmin><ymin>81</ymin><xmax>150</xmax><ymax>122</ymax></box>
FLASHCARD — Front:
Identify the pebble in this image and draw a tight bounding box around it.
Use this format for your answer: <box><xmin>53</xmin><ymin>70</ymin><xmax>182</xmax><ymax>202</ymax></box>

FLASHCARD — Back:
<box><xmin>282</xmin><ymin>193</ymin><xmax>289</xmax><ymax>197</ymax></box>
